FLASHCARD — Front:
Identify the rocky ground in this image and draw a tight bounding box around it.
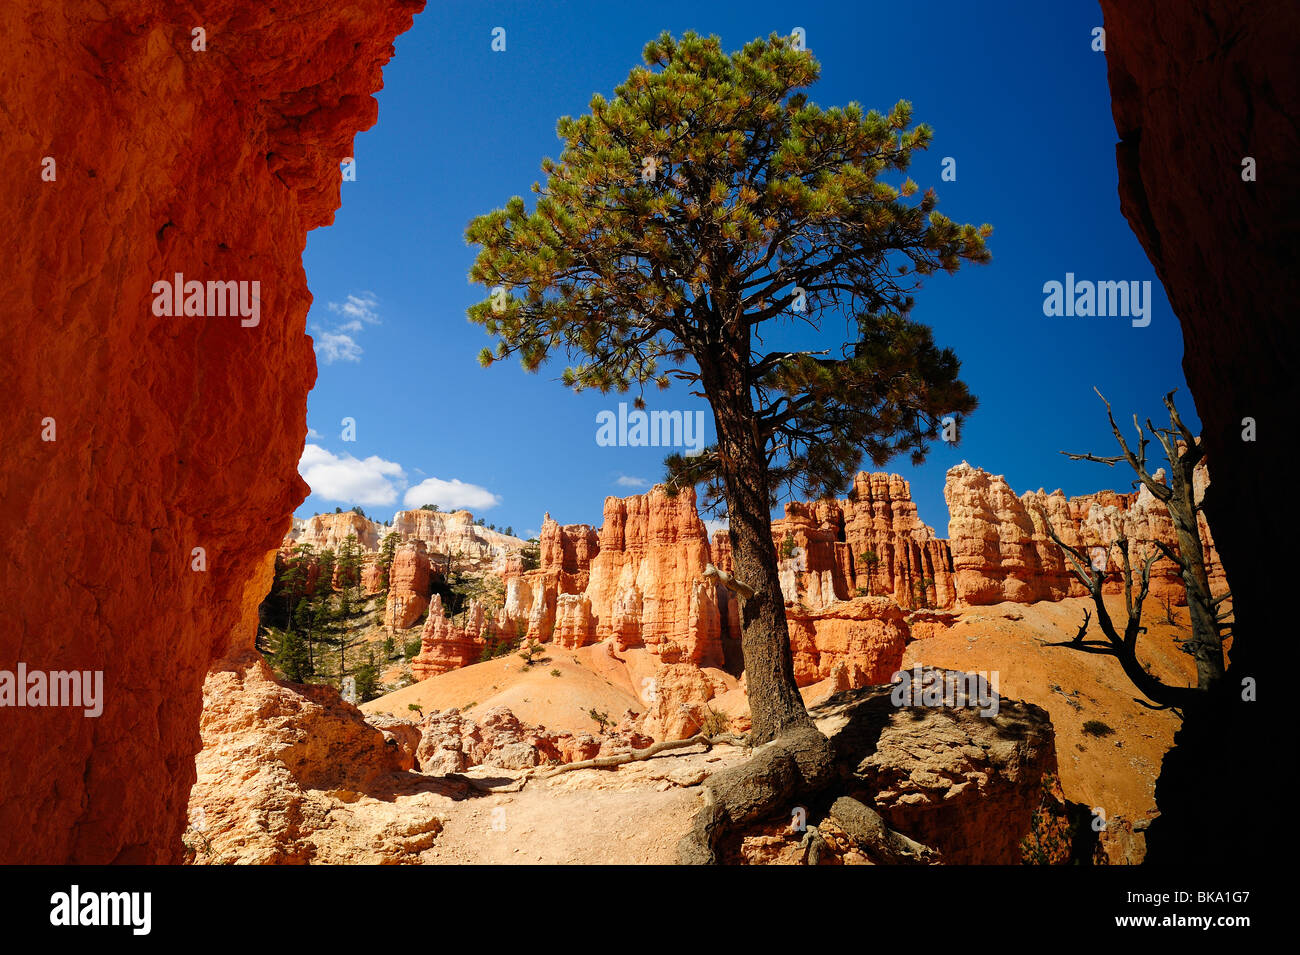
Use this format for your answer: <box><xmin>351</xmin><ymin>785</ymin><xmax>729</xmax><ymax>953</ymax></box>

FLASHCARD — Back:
<box><xmin>189</xmin><ymin>591</ymin><xmax>1191</xmax><ymax>864</ymax></box>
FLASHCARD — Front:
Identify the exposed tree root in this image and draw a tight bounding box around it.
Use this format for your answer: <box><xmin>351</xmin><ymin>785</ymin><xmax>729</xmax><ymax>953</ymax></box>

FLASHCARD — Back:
<box><xmin>677</xmin><ymin>725</ymin><xmax>836</xmax><ymax>864</ymax></box>
<box><xmin>827</xmin><ymin>796</ymin><xmax>940</xmax><ymax>864</ymax></box>
<box><xmin>538</xmin><ymin>732</ymin><xmax>750</xmax><ymax>779</ymax></box>
<box><xmin>799</xmin><ymin>826</ymin><xmax>827</xmax><ymax>865</ymax></box>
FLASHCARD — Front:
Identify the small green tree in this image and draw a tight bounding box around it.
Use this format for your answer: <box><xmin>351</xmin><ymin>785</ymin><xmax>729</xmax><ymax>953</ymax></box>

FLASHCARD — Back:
<box><xmin>517</xmin><ymin>638</ymin><xmax>543</xmax><ymax>667</ymax></box>
<box><xmin>271</xmin><ymin>627</ymin><xmax>312</xmax><ymax>683</ymax></box>
<box><xmin>859</xmin><ymin>549</ymin><xmax>880</xmax><ymax>595</ymax></box>
<box><xmin>467</xmin><ymin>32</ymin><xmax>987</xmax><ymax>742</ymax></box>
<box><xmin>519</xmin><ymin>542</ymin><xmax>541</xmax><ymax>572</ymax></box>
<box><xmin>377</xmin><ymin>531</ymin><xmax>399</xmax><ymax>592</ymax></box>
<box><xmin>354</xmin><ymin>650</ymin><xmax>381</xmax><ymax>703</ymax></box>
<box><xmin>587</xmin><ymin>708</ymin><xmax>612</xmax><ymax>733</ymax></box>
<box><xmin>277</xmin><ymin>543</ymin><xmax>315</xmax><ymax>633</ymax></box>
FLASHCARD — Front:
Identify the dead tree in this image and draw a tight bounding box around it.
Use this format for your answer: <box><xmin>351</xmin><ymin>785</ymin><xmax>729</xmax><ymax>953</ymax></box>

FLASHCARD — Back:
<box><xmin>1072</xmin><ymin>608</ymin><xmax>1091</xmax><ymax>645</ymax></box>
<box><xmin>1038</xmin><ymin>515</ymin><xmax>1196</xmax><ymax>707</ymax></box>
<box><xmin>1058</xmin><ymin>389</ymin><xmax>1230</xmax><ymax>694</ymax></box>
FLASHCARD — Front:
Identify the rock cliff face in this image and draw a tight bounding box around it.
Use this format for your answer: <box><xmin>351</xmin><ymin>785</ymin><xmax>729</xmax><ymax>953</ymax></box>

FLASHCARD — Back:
<box><xmin>389</xmin><ymin>509</ymin><xmax>524</xmax><ymax>563</ymax></box>
<box><xmin>1099</xmin><ymin>0</ymin><xmax>1296</xmax><ymax>679</ymax></box>
<box><xmin>410</xmin><ymin>595</ymin><xmax>507</xmax><ymax>678</ymax></box>
<box><xmin>586</xmin><ymin>489</ymin><xmax>725</xmax><ymax>666</ymax></box>
<box><xmin>785</xmin><ymin>597</ymin><xmax>910</xmax><ymax>687</ymax></box>
<box><xmin>287</xmin><ymin>513</ymin><xmax>380</xmax><ymax>552</ymax></box>
<box><xmin>511</xmin><ymin>490</ymin><xmax>727</xmax><ymax>667</ymax></box>
<box><xmin>0</xmin><ymin>0</ymin><xmax>424</xmax><ymax>863</ymax></box>
<box><xmin>431</xmin><ymin>466</ymin><xmax>1227</xmax><ymax>699</ymax></box>
<box><xmin>382</xmin><ymin>541</ymin><xmax>432</xmax><ymax>630</ymax></box>
<box><xmin>945</xmin><ymin>461</ymin><xmax>1225</xmax><ymax>606</ymax></box>
<box><xmin>768</xmin><ymin>472</ymin><xmax>955</xmax><ymax>611</ymax></box>
<box><xmin>187</xmin><ymin>652</ymin><xmax>425</xmax><ymax>864</ymax></box>
<box><xmin>288</xmin><ymin>508</ymin><xmax>524</xmax><ymax>564</ymax></box>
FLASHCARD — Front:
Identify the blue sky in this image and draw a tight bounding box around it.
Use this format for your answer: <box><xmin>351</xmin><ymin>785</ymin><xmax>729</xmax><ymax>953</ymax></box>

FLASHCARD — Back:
<box><xmin>296</xmin><ymin>0</ymin><xmax>1194</xmax><ymax>538</ymax></box>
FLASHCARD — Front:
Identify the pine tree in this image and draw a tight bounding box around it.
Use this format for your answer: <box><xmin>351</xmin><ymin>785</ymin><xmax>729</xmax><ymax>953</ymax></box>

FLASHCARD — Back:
<box><xmin>277</xmin><ymin>543</ymin><xmax>315</xmax><ymax>633</ymax></box>
<box><xmin>466</xmin><ymin>31</ymin><xmax>989</xmax><ymax>743</ymax></box>
<box><xmin>354</xmin><ymin>649</ymin><xmax>380</xmax><ymax>703</ymax></box>
<box><xmin>377</xmin><ymin>531</ymin><xmax>399</xmax><ymax>592</ymax></box>
<box><xmin>272</xmin><ymin>628</ymin><xmax>312</xmax><ymax>683</ymax></box>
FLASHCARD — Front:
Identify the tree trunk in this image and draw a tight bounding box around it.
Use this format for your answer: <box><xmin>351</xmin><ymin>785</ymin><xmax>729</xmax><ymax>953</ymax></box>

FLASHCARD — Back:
<box><xmin>1168</xmin><ymin>463</ymin><xmax>1225</xmax><ymax>691</ymax></box>
<box><xmin>699</xmin><ymin>344</ymin><xmax>814</xmax><ymax>744</ymax></box>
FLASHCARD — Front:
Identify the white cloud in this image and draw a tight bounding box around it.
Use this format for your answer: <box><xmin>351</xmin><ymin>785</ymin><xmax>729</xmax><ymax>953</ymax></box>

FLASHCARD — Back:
<box><xmin>313</xmin><ymin>330</ymin><xmax>362</xmax><ymax>364</ymax></box>
<box><xmin>328</xmin><ymin>293</ymin><xmax>380</xmax><ymax>325</ymax></box>
<box><xmin>307</xmin><ymin>427</ymin><xmax>321</xmax><ymax>438</ymax></box>
<box><xmin>404</xmin><ymin>477</ymin><xmax>501</xmax><ymax>512</ymax></box>
<box><xmin>298</xmin><ymin>443</ymin><xmax>405</xmax><ymax>507</ymax></box>
<box><xmin>313</xmin><ymin>292</ymin><xmax>381</xmax><ymax>364</ymax></box>
<box><xmin>704</xmin><ymin>518</ymin><xmax>729</xmax><ymax>537</ymax></box>
<box><xmin>615</xmin><ymin>475</ymin><xmax>651</xmax><ymax>488</ymax></box>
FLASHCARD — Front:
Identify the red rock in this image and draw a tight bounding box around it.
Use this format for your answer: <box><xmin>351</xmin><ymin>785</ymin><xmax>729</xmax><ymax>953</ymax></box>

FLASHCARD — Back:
<box><xmin>382</xmin><ymin>540</ymin><xmax>432</xmax><ymax>630</ymax></box>
<box><xmin>187</xmin><ymin>651</ymin><xmax>410</xmax><ymax>864</ymax></box>
<box><xmin>413</xmin><ymin>705</ymin><xmax>606</xmax><ymax>773</ymax></box>
<box><xmin>411</xmin><ymin>595</ymin><xmax>495</xmax><ymax>678</ymax></box>
<box><xmin>946</xmin><ymin>461</ymin><xmax>1226</xmax><ymax>607</ymax></box>
<box><xmin>1099</xmin><ymin>0</ymin><xmax>1296</xmax><ymax>674</ymax></box>
<box><xmin>0</xmin><ymin>0</ymin><xmax>423</xmax><ymax>862</ymax></box>
<box><xmin>635</xmin><ymin>663</ymin><xmax>721</xmax><ymax>740</ymax></box>
<box><xmin>786</xmin><ymin>597</ymin><xmax>909</xmax><ymax>687</ymax></box>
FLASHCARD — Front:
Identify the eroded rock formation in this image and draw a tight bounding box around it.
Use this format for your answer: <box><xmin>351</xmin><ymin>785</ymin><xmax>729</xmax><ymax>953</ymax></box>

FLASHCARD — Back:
<box><xmin>187</xmin><ymin>652</ymin><xmax>431</xmax><ymax>864</ymax></box>
<box><xmin>410</xmin><ymin>595</ymin><xmax>511</xmax><ymax>678</ymax></box>
<box><xmin>0</xmin><ymin>0</ymin><xmax>424</xmax><ymax>864</ymax></box>
<box><xmin>945</xmin><ymin>461</ymin><xmax>1225</xmax><ymax>606</ymax></box>
<box><xmin>288</xmin><ymin>508</ymin><xmax>525</xmax><ymax>566</ymax></box>
<box><xmin>382</xmin><ymin>540</ymin><xmax>432</xmax><ymax>630</ymax></box>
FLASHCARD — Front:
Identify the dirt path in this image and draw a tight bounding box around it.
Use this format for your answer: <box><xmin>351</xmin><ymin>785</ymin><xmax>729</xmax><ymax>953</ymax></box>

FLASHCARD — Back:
<box><xmin>423</xmin><ymin>746</ymin><xmax>748</xmax><ymax>864</ymax></box>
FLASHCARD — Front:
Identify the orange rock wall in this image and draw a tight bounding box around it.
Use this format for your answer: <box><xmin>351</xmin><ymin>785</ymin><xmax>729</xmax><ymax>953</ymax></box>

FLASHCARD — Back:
<box><xmin>0</xmin><ymin>0</ymin><xmax>423</xmax><ymax>863</ymax></box>
<box><xmin>946</xmin><ymin>461</ymin><xmax>1226</xmax><ymax>607</ymax></box>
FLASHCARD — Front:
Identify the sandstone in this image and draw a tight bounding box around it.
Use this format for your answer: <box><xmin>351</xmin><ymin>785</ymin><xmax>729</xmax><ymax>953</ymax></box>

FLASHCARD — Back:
<box><xmin>411</xmin><ymin>595</ymin><xmax>495</xmax><ymax>679</ymax></box>
<box><xmin>814</xmin><ymin>669</ymin><xmax>1057</xmax><ymax>864</ymax></box>
<box><xmin>365</xmin><ymin>713</ymin><xmax>422</xmax><ymax>772</ymax></box>
<box><xmin>946</xmin><ymin>461</ymin><xmax>1225</xmax><ymax>607</ymax></box>
<box><xmin>186</xmin><ymin>652</ymin><xmax>445</xmax><ymax>864</ymax></box>
<box><xmin>786</xmin><ymin>597</ymin><xmax>910</xmax><ymax>688</ymax></box>
<box><xmin>1100</xmin><ymin>0</ymin><xmax>1295</xmax><ymax>680</ymax></box>
<box><xmin>287</xmin><ymin>512</ymin><xmax>379</xmax><ymax>552</ymax></box>
<box><xmin>0</xmin><ymin>0</ymin><xmax>423</xmax><ymax>862</ymax></box>
<box><xmin>389</xmin><ymin>509</ymin><xmax>524</xmax><ymax>563</ymax></box>
<box><xmin>635</xmin><ymin>663</ymin><xmax>724</xmax><ymax>740</ymax></box>
<box><xmin>382</xmin><ymin>540</ymin><xmax>432</xmax><ymax>630</ymax></box>
<box><xmin>413</xmin><ymin>705</ymin><xmax>608</xmax><ymax>774</ymax></box>
<box><xmin>585</xmin><ymin>487</ymin><xmax>725</xmax><ymax>666</ymax></box>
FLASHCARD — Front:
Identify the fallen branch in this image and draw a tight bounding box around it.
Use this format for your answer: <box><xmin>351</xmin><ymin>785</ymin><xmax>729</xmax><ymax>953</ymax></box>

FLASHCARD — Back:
<box><xmin>538</xmin><ymin>732</ymin><xmax>749</xmax><ymax>779</ymax></box>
